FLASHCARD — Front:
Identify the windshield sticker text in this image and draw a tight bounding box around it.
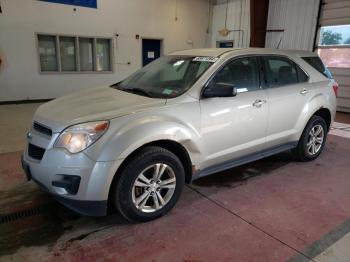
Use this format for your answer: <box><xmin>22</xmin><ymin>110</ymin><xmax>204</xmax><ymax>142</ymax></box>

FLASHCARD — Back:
<box><xmin>192</xmin><ymin>57</ymin><xmax>218</xmax><ymax>63</ymax></box>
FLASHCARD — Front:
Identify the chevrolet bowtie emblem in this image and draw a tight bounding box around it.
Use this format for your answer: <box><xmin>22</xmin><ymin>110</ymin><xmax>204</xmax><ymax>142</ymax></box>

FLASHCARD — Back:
<box><xmin>26</xmin><ymin>132</ymin><xmax>33</xmax><ymax>140</ymax></box>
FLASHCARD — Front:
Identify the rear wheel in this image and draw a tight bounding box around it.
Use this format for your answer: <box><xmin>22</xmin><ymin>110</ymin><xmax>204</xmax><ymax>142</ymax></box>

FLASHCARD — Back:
<box><xmin>292</xmin><ymin>115</ymin><xmax>328</xmax><ymax>161</ymax></box>
<box><xmin>112</xmin><ymin>146</ymin><xmax>185</xmax><ymax>222</ymax></box>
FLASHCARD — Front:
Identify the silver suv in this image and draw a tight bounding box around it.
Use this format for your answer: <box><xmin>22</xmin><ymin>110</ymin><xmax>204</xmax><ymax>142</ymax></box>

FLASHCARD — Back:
<box><xmin>22</xmin><ymin>48</ymin><xmax>337</xmax><ymax>222</ymax></box>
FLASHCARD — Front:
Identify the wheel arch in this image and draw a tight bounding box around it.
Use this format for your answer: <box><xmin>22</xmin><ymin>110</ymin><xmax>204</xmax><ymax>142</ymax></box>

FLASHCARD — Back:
<box><xmin>312</xmin><ymin>107</ymin><xmax>332</xmax><ymax>131</ymax></box>
<box><xmin>107</xmin><ymin>139</ymin><xmax>194</xmax><ymax>209</ymax></box>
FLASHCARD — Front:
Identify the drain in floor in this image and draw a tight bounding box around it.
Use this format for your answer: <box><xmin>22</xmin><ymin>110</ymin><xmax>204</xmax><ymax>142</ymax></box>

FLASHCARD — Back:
<box><xmin>0</xmin><ymin>202</ymin><xmax>53</xmax><ymax>224</ymax></box>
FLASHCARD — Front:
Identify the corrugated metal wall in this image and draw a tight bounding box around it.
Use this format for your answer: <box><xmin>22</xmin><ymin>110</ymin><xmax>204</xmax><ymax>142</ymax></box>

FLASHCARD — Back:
<box><xmin>319</xmin><ymin>0</ymin><xmax>350</xmax><ymax>26</ymax></box>
<box><xmin>266</xmin><ymin>0</ymin><xmax>350</xmax><ymax>112</ymax></box>
<box><xmin>332</xmin><ymin>67</ymin><xmax>350</xmax><ymax>112</ymax></box>
<box><xmin>265</xmin><ymin>0</ymin><xmax>320</xmax><ymax>50</ymax></box>
<box><xmin>319</xmin><ymin>0</ymin><xmax>350</xmax><ymax>112</ymax></box>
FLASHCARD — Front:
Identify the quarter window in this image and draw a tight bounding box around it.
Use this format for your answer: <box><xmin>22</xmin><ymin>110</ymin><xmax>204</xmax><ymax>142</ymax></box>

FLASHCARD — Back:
<box><xmin>37</xmin><ymin>34</ymin><xmax>112</xmax><ymax>73</ymax></box>
<box><xmin>213</xmin><ymin>57</ymin><xmax>260</xmax><ymax>93</ymax></box>
<box><xmin>263</xmin><ymin>56</ymin><xmax>308</xmax><ymax>87</ymax></box>
<box><xmin>302</xmin><ymin>56</ymin><xmax>333</xmax><ymax>79</ymax></box>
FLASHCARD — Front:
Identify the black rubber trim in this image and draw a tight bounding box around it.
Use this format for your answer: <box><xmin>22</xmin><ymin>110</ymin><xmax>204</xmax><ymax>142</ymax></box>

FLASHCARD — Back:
<box><xmin>0</xmin><ymin>98</ymin><xmax>53</xmax><ymax>105</ymax></box>
<box><xmin>194</xmin><ymin>142</ymin><xmax>298</xmax><ymax>179</ymax></box>
<box><xmin>52</xmin><ymin>175</ymin><xmax>81</xmax><ymax>195</ymax></box>
<box><xmin>53</xmin><ymin>195</ymin><xmax>107</xmax><ymax>217</ymax></box>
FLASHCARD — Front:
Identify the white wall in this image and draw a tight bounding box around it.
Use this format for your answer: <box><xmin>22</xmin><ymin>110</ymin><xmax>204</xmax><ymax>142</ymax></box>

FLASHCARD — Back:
<box><xmin>265</xmin><ymin>0</ymin><xmax>320</xmax><ymax>50</ymax></box>
<box><xmin>0</xmin><ymin>0</ymin><xmax>211</xmax><ymax>101</ymax></box>
<box><xmin>319</xmin><ymin>0</ymin><xmax>350</xmax><ymax>112</ymax></box>
<box><xmin>211</xmin><ymin>0</ymin><xmax>250</xmax><ymax>48</ymax></box>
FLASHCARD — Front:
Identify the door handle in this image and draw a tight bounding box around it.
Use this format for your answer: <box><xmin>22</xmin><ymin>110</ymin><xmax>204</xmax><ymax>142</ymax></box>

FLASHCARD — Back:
<box><xmin>252</xmin><ymin>99</ymin><xmax>266</xmax><ymax>108</ymax></box>
<box><xmin>300</xmin><ymin>88</ymin><xmax>309</xmax><ymax>95</ymax></box>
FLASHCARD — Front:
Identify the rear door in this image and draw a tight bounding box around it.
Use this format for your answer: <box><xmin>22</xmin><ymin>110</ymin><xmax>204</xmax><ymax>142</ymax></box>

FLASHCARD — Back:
<box><xmin>261</xmin><ymin>55</ymin><xmax>310</xmax><ymax>149</ymax></box>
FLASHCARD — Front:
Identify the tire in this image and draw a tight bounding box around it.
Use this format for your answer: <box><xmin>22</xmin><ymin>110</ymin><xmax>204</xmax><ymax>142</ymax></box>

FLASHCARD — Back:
<box><xmin>292</xmin><ymin>115</ymin><xmax>328</xmax><ymax>162</ymax></box>
<box><xmin>112</xmin><ymin>146</ymin><xmax>185</xmax><ymax>222</ymax></box>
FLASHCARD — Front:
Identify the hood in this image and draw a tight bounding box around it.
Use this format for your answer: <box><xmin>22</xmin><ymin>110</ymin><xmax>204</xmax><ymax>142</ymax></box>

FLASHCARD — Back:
<box><xmin>34</xmin><ymin>86</ymin><xmax>166</xmax><ymax>132</ymax></box>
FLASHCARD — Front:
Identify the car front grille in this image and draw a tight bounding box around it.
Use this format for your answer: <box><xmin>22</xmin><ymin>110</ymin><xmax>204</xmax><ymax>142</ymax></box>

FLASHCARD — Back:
<box><xmin>33</xmin><ymin>122</ymin><xmax>52</xmax><ymax>137</ymax></box>
<box><xmin>28</xmin><ymin>143</ymin><xmax>46</xmax><ymax>160</ymax></box>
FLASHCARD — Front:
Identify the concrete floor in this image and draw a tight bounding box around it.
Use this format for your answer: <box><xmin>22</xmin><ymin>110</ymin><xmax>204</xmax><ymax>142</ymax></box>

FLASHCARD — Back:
<box><xmin>1</xmin><ymin>103</ymin><xmax>350</xmax><ymax>262</ymax></box>
<box><xmin>0</xmin><ymin>103</ymin><xmax>41</xmax><ymax>154</ymax></box>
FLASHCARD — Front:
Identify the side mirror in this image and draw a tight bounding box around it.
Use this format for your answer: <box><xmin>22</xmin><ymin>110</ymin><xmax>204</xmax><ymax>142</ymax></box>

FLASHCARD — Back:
<box><xmin>203</xmin><ymin>82</ymin><xmax>237</xmax><ymax>98</ymax></box>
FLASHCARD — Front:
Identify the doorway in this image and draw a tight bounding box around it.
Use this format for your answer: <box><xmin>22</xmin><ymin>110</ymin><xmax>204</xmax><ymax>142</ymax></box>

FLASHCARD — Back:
<box><xmin>142</xmin><ymin>38</ymin><xmax>162</xmax><ymax>66</ymax></box>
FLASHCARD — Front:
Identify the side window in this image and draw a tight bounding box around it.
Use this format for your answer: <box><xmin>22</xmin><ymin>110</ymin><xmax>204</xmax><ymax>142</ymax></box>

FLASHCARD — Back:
<box><xmin>263</xmin><ymin>57</ymin><xmax>299</xmax><ymax>87</ymax></box>
<box><xmin>213</xmin><ymin>57</ymin><xmax>260</xmax><ymax>92</ymax></box>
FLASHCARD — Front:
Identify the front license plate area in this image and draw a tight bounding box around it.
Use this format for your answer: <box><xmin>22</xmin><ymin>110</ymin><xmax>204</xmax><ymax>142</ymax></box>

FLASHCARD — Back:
<box><xmin>21</xmin><ymin>156</ymin><xmax>32</xmax><ymax>181</ymax></box>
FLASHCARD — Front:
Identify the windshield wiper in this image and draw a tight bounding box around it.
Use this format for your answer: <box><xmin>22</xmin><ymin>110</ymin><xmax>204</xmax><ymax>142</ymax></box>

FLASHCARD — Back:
<box><xmin>110</xmin><ymin>81</ymin><xmax>121</xmax><ymax>87</ymax></box>
<box><xmin>120</xmin><ymin>87</ymin><xmax>153</xmax><ymax>97</ymax></box>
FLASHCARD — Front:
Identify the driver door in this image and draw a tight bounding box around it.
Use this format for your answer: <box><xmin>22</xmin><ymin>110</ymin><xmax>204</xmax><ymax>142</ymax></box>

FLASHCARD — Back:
<box><xmin>199</xmin><ymin>56</ymin><xmax>268</xmax><ymax>170</ymax></box>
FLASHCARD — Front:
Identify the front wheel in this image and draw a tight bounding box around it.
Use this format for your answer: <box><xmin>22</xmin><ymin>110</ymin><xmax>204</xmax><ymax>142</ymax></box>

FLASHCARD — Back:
<box><xmin>112</xmin><ymin>146</ymin><xmax>185</xmax><ymax>222</ymax></box>
<box><xmin>292</xmin><ymin>115</ymin><xmax>328</xmax><ymax>161</ymax></box>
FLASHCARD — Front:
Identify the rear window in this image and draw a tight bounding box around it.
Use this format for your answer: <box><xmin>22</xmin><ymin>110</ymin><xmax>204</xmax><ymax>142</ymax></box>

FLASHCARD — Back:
<box><xmin>302</xmin><ymin>56</ymin><xmax>333</xmax><ymax>79</ymax></box>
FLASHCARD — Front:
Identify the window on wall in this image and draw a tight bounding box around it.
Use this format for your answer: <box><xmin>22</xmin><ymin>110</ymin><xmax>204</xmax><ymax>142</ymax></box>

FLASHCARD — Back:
<box><xmin>79</xmin><ymin>38</ymin><xmax>94</xmax><ymax>71</ymax></box>
<box><xmin>37</xmin><ymin>34</ymin><xmax>112</xmax><ymax>73</ymax></box>
<box><xmin>38</xmin><ymin>35</ymin><xmax>58</xmax><ymax>71</ymax></box>
<box><xmin>60</xmin><ymin>36</ymin><xmax>76</xmax><ymax>71</ymax></box>
<box><xmin>317</xmin><ymin>25</ymin><xmax>350</xmax><ymax>68</ymax></box>
<box><xmin>96</xmin><ymin>39</ymin><xmax>111</xmax><ymax>71</ymax></box>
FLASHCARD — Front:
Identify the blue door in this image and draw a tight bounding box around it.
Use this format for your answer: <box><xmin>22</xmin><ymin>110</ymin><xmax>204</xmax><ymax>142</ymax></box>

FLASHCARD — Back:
<box><xmin>142</xmin><ymin>39</ymin><xmax>161</xmax><ymax>66</ymax></box>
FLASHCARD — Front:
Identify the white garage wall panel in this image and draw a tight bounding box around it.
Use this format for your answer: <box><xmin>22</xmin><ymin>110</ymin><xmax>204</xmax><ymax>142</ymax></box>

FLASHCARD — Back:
<box><xmin>319</xmin><ymin>0</ymin><xmax>350</xmax><ymax>26</ymax></box>
<box><xmin>0</xmin><ymin>0</ymin><xmax>211</xmax><ymax>102</ymax></box>
<box><xmin>319</xmin><ymin>0</ymin><xmax>350</xmax><ymax>112</ymax></box>
<box><xmin>211</xmin><ymin>0</ymin><xmax>250</xmax><ymax>48</ymax></box>
<box><xmin>265</xmin><ymin>0</ymin><xmax>320</xmax><ymax>51</ymax></box>
<box><xmin>333</xmin><ymin>68</ymin><xmax>350</xmax><ymax>112</ymax></box>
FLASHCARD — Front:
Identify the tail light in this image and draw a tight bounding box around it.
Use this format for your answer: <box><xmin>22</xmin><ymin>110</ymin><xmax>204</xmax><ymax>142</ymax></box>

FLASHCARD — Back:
<box><xmin>332</xmin><ymin>81</ymin><xmax>339</xmax><ymax>97</ymax></box>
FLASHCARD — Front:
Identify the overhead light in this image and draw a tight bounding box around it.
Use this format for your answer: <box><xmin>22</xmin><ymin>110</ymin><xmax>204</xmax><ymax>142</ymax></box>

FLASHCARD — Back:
<box><xmin>219</xmin><ymin>27</ymin><xmax>230</xmax><ymax>37</ymax></box>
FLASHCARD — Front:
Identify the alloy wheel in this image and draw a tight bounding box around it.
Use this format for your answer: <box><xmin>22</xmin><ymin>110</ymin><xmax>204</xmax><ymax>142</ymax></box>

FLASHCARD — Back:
<box><xmin>306</xmin><ymin>124</ymin><xmax>324</xmax><ymax>155</ymax></box>
<box><xmin>132</xmin><ymin>163</ymin><xmax>176</xmax><ymax>213</ymax></box>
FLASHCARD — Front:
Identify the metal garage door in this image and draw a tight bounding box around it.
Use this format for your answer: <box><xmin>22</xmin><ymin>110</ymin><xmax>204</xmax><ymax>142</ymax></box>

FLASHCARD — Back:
<box><xmin>265</xmin><ymin>0</ymin><xmax>319</xmax><ymax>51</ymax></box>
<box><xmin>318</xmin><ymin>0</ymin><xmax>350</xmax><ymax>112</ymax></box>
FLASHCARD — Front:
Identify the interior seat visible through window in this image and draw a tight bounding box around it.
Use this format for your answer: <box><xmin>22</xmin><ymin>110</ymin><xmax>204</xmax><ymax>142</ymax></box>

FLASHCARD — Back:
<box><xmin>278</xmin><ymin>66</ymin><xmax>297</xmax><ymax>85</ymax></box>
<box><xmin>212</xmin><ymin>57</ymin><xmax>260</xmax><ymax>92</ymax></box>
<box><xmin>263</xmin><ymin>56</ymin><xmax>308</xmax><ymax>87</ymax></box>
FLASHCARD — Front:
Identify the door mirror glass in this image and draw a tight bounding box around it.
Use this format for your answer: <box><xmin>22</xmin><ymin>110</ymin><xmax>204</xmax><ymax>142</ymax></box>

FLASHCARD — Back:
<box><xmin>203</xmin><ymin>82</ymin><xmax>237</xmax><ymax>98</ymax></box>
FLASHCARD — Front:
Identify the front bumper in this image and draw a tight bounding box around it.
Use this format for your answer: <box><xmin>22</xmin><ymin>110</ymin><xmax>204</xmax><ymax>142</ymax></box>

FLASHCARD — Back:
<box><xmin>22</xmin><ymin>156</ymin><xmax>107</xmax><ymax>216</ymax></box>
<box><xmin>22</xmin><ymin>148</ymin><xmax>121</xmax><ymax>216</ymax></box>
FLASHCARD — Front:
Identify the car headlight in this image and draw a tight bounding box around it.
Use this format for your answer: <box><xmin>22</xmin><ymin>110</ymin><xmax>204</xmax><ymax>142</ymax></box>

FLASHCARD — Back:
<box><xmin>54</xmin><ymin>121</ymin><xmax>109</xmax><ymax>153</ymax></box>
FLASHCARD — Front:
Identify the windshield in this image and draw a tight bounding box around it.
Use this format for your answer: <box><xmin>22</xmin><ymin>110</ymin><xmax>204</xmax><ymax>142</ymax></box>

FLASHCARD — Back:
<box><xmin>113</xmin><ymin>55</ymin><xmax>214</xmax><ymax>98</ymax></box>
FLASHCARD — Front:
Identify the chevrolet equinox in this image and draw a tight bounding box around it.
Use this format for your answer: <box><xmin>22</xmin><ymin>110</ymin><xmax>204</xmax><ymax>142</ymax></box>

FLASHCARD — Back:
<box><xmin>22</xmin><ymin>48</ymin><xmax>337</xmax><ymax>222</ymax></box>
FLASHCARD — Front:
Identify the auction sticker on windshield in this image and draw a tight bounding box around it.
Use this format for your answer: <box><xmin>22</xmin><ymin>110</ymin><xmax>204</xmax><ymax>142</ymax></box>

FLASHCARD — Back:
<box><xmin>192</xmin><ymin>57</ymin><xmax>218</xmax><ymax>63</ymax></box>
